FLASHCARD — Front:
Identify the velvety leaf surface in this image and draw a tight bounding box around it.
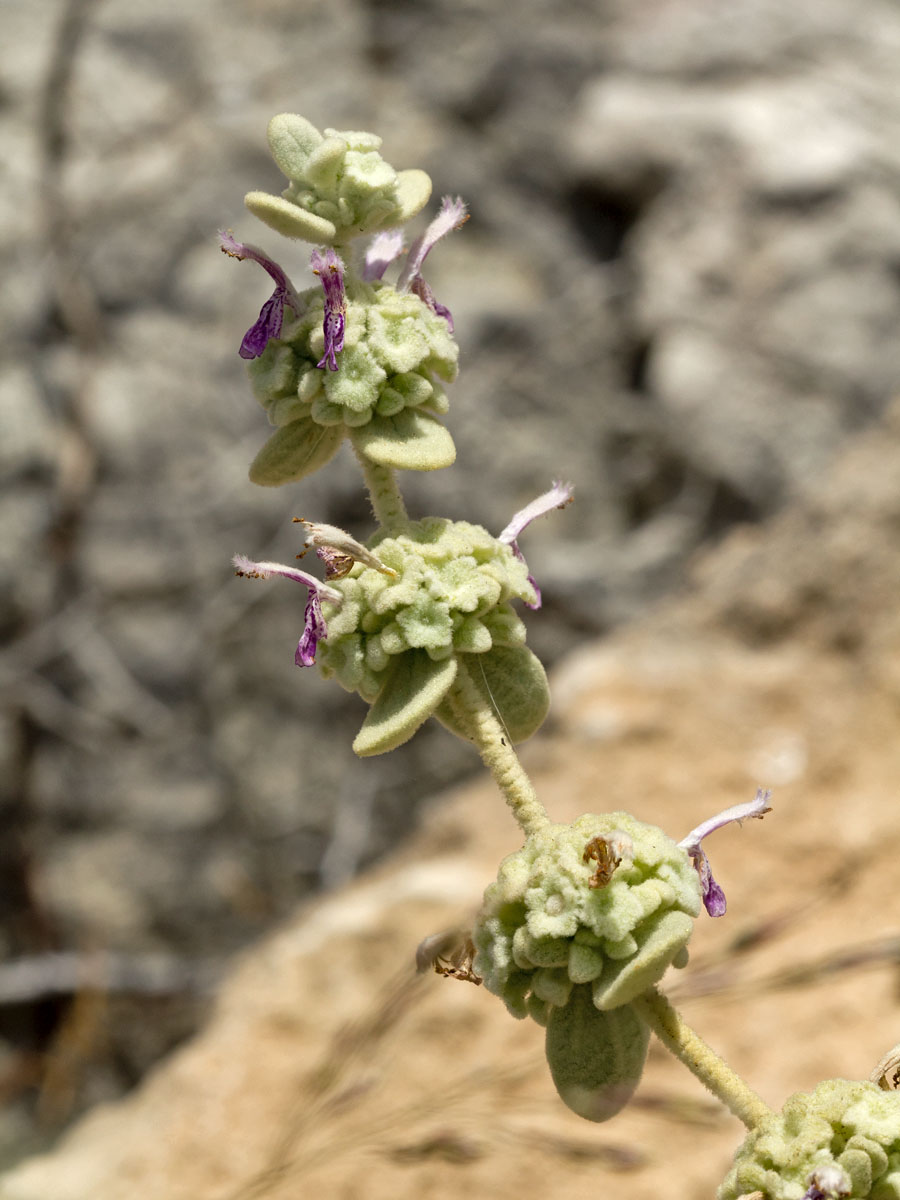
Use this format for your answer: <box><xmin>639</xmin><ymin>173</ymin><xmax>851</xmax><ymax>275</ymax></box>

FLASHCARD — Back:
<box><xmin>436</xmin><ymin>645</ymin><xmax>550</xmax><ymax>745</ymax></box>
<box><xmin>243</xmin><ymin>191</ymin><xmax>337</xmax><ymax>243</ymax></box>
<box><xmin>352</xmin><ymin>651</ymin><xmax>458</xmax><ymax>757</ymax></box>
<box><xmin>545</xmin><ymin>986</ymin><xmax>650</xmax><ymax>1122</ymax></box>
<box><xmin>248</xmin><ymin>416</ymin><xmax>344</xmax><ymax>486</ymax></box>
<box><xmin>349</xmin><ymin>410</ymin><xmax>456</xmax><ymax>471</ymax></box>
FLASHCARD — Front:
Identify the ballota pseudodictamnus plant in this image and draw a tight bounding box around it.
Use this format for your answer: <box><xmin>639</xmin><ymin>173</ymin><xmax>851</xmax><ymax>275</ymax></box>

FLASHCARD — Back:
<box><xmin>223</xmin><ymin>113</ymin><xmax>900</xmax><ymax>1200</ymax></box>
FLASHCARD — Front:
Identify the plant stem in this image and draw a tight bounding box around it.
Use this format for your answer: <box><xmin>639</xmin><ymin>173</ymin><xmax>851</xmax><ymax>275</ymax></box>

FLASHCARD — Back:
<box><xmin>632</xmin><ymin>986</ymin><xmax>772</xmax><ymax>1130</ymax></box>
<box><xmin>447</xmin><ymin>657</ymin><xmax>550</xmax><ymax>838</ymax></box>
<box><xmin>354</xmin><ymin>450</ymin><xmax>408</xmax><ymax>529</ymax></box>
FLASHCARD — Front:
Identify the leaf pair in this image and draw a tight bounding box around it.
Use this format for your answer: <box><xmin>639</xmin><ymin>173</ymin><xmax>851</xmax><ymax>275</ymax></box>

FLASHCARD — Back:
<box><xmin>249</xmin><ymin>410</ymin><xmax>456</xmax><ymax>486</ymax></box>
<box><xmin>352</xmin><ymin>645</ymin><xmax>550</xmax><ymax>757</ymax></box>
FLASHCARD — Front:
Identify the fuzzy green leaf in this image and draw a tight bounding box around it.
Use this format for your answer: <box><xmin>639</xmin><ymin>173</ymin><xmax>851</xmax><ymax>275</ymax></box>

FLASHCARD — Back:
<box><xmin>244</xmin><ymin>191</ymin><xmax>337</xmax><ymax>243</ymax></box>
<box><xmin>349</xmin><ymin>409</ymin><xmax>456</xmax><ymax>471</ymax></box>
<box><xmin>392</xmin><ymin>169</ymin><xmax>433</xmax><ymax>224</ymax></box>
<box><xmin>545</xmin><ymin>987</ymin><xmax>650</xmax><ymax>1123</ymax></box>
<box><xmin>304</xmin><ymin>136</ymin><xmax>346</xmax><ymax>189</ymax></box>
<box><xmin>591</xmin><ymin>910</ymin><xmax>695</xmax><ymax>1011</ymax></box>
<box><xmin>352</xmin><ymin>651</ymin><xmax>458</xmax><ymax>757</ymax></box>
<box><xmin>436</xmin><ymin>645</ymin><xmax>549</xmax><ymax>745</ymax></box>
<box><xmin>266</xmin><ymin>113</ymin><xmax>323</xmax><ymax>179</ymax></box>
<box><xmin>248</xmin><ymin>416</ymin><xmax>344</xmax><ymax>486</ymax></box>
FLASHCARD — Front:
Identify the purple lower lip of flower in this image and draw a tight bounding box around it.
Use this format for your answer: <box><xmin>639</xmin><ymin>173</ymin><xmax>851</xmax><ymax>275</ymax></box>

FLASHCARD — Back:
<box><xmin>295</xmin><ymin>591</ymin><xmax>327</xmax><ymax>666</ymax></box>
<box><xmin>678</xmin><ymin>789</ymin><xmax>772</xmax><ymax>918</ymax></box>
<box><xmin>397</xmin><ymin>195</ymin><xmax>468</xmax><ymax>331</ymax></box>
<box><xmin>691</xmin><ymin>849</ymin><xmax>727</xmax><ymax>917</ymax></box>
<box><xmin>232</xmin><ymin>554</ymin><xmax>342</xmax><ymax>668</ymax></box>
<box><xmin>219</xmin><ymin>231</ymin><xmax>302</xmax><ymax>360</ymax></box>
<box><xmin>239</xmin><ymin>291</ymin><xmax>290</xmax><ymax>359</ymax></box>
<box><xmin>316</xmin><ymin>309</ymin><xmax>345</xmax><ymax>371</ymax></box>
<box><xmin>311</xmin><ymin>247</ymin><xmax>346</xmax><ymax>372</ymax></box>
<box><xmin>410</xmin><ymin>274</ymin><xmax>454</xmax><ymax>332</ymax></box>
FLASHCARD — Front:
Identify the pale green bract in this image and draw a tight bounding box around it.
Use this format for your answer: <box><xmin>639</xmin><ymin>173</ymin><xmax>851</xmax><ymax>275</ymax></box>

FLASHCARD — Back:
<box><xmin>544</xmin><ymin>986</ymin><xmax>650</xmax><ymax>1123</ymax></box>
<box><xmin>719</xmin><ymin>1079</ymin><xmax>900</xmax><ymax>1199</ymax></box>
<box><xmin>472</xmin><ymin>811</ymin><xmax>702</xmax><ymax>1024</ymax></box>
<box><xmin>245</xmin><ymin>114</ymin><xmax>432</xmax><ymax>244</ymax></box>
<box><xmin>247</xmin><ymin>280</ymin><xmax>458</xmax><ymax>482</ymax></box>
<box><xmin>316</xmin><ymin>518</ymin><xmax>550</xmax><ymax>755</ymax></box>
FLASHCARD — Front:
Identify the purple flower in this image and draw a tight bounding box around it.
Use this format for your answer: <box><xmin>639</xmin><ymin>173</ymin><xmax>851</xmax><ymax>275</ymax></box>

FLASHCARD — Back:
<box><xmin>409</xmin><ymin>275</ymin><xmax>454</xmax><ymax>331</ymax></box>
<box><xmin>361</xmin><ymin>229</ymin><xmax>405</xmax><ymax>282</ymax></box>
<box><xmin>219</xmin><ymin>231</ymin><xmax>302</xmax><ymax>360</ymax></box>
<box><xmin>397</xmin><ymin>195</ymin><xmax>468</xmax><ymax>331</ymax></box>
<box><xmin>678</xmin><ymin>789</ymin><xmax>773</xmax><ymax>917</ymax></box>
<box><xmin>296</xmin><ymin>591</ymin><xmax>328</xmax><ymax>667</ymax></box>
<box><xmin>310</xmin><ymin>248</ymin><xmax>346</xmax><ymax>371</ymax></box>
<box><xmin>498</xmin><ymin>480</ymin><xmax>574</xmax><ymax>610</ymax></box>
<box><xmin>232</xmin><ymin>554</ymin><xmax>343</xmax><ymax>668</ymax></box>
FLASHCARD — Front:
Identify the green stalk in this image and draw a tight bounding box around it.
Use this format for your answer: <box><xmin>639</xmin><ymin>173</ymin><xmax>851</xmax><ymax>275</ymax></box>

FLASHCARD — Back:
<box><xmin>354</xmin><ymin>450</ymin><xmax>408</xmax><ymax>530</ymax></box>
<box><xmin>447</xmin><ymin>657</ymin><xmax>550</xmax><ymax>838</ymax></box>
<box><xmin>631</xmin><ymin>986</ymin><xmax>772</xmax><ymax>1130</ymax></box>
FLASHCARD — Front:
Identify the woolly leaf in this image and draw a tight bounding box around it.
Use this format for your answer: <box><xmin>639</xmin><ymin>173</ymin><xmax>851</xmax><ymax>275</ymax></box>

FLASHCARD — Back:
<box><xmin>568</xmin><ymin>941</ymin><xmax>605</xmax><ymax>984</ymax></box>
<box><xmin>342</xmin><ymin>149</ymin><xmax>396</xmax><ymax>194</ymax></box>
<box><xmin>304</xmin><ymin>136</ymin><xmax>346</xmax><ymax>189</ymax></box>
<box><xmin>392</xmin><ymin>169</ymin><xmax>433</xmax><ymax>224</ymax></box>
<box><xmin>248</xmin><ymin>416</ymin><xmax>344</xmax><ymax>486</ymax></box>
<box><xmin>591</xmin><ymin>910</ymin><xmax>695</xmax><ymax>1011</ymax></box>
<box><xmin>244</xmin><ymin>191</ymin><xmax>337</xmax><ymax>243</ymax></box>
<box><xmin>352</xmin><ymin>651</ymin><xmax>458</xmax><ymax>757</ymax></box>
<box><xmin>436</xmin><ymin>645</ymin><xmax>549</xmax><ymax>745</ymax></box>
<box><xmin>531</xmin><ymin>968</ymin><xmax>574</xmax><ymax>1008</ymax></box>
<box><xmin>266</xmin><ymin>113</ymin><xmax>323</xmax><ymax>179</ymax></box>
<box><xmin>545</xmin><ymin>987</ymin><xmax>650</xmax><ymax>1123</ymax></box>
<box><xmin>349</xmin><ymin>409</ymin><xmax>456</xmax><ymax>471</ymax></box>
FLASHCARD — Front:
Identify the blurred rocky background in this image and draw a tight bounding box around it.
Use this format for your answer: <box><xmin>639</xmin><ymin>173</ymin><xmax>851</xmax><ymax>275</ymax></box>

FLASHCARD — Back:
<box><xmin>2</xmin><ymin>0</ymin><xmax>900</xmax><ymax>1173</ymax></box>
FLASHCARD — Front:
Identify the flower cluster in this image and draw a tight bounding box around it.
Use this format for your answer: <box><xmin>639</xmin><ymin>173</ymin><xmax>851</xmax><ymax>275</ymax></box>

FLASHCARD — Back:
<box><xmin>246</xmin><ymin>273</ymin><xmax>458</xmax><ymax>472</ymax></box>
<box><xmin>473</xmin><ymin>790</ymin><xmax>772</xmax><ymax>1021</ymax></box>
<box><xmin>472</xmin><ymin>812</ymin><xmax>703</xmax><ymax>1024</ymax></box>
<box><xmin>318</xmin><ymin>516</ymin><xmax>545</xmax><ymax>752</ymax></box>
<box><xmin>234</xmin><ymin>484</ymin><xmax>572</xmax><ymax>757</ymax></box>
<box><xmin>719</xmin><ymin>1079</ymin><xmax>900</xmax><ymax>1199</ymax></box>
<box><xmin>319</xmin><ymin>518</ymin><xmax>534</xmax><ymax>687</ymax></box>
<box><xmin>221</xmin><ymin>190</ymin><xmax>468</xmax><ymax>486</ymax></box>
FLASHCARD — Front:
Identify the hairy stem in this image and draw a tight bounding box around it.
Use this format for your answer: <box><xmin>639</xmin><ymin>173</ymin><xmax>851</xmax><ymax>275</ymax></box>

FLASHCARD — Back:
<box><xmin>632</xmin><ymin>986</ymin><xmax>772</xmax><ymax>1130</ymax></box>
<box><xmin>447</xmin><ymin>657</ymin><xmax>550</xmax><ymax>837</ymax></box>
<box><xmin>354</xmin><ymin>451</ymin><xmax>408</xmax><ymax>529</ymax></box>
